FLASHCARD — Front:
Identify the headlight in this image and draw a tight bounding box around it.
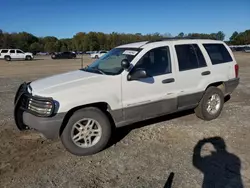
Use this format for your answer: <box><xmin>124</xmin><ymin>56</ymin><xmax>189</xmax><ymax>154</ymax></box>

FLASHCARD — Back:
<box><xmin>28</xmin><ymin>98</ymin><xmax>54</xmax><ymax>116</ymax></box>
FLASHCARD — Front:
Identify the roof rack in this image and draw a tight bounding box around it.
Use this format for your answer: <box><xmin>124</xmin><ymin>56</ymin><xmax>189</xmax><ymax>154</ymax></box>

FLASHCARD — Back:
<box><xmin>146</xmin><ymin>36</ymin><xmax>217</xmax><ymax>44</ymax></box>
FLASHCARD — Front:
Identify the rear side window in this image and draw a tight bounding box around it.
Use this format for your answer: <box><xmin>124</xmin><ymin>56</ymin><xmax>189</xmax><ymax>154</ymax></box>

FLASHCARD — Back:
<box><xmin>175</xmin><ymin>44</ymin><xmax>206</xmax><ymax>71</ymax></box>
<box><xmin>203</xmin><ymin>44</ymin><xmax>233</xmax><ymax>65</ymax></box>
<box><xmin>1</xmin><ymin>50</ymin><xmax>8</xmax><ymax>53</ymax></box>
<box><xmin>10</xmin><ymin>50</ymin><xmax>15</xmax><ymax>53</ymax></box>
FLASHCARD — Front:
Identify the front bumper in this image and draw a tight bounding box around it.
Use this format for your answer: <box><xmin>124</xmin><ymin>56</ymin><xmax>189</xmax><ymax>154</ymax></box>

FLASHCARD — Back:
<box><xmin>22</xmin><ymin>112</ymin><xmax>65</xmax><ymax>139</ymax></box>
<box><xmin>14</xmin><ymin>82</ymin><xmax>65</xmax><ymax>139</ymax></box>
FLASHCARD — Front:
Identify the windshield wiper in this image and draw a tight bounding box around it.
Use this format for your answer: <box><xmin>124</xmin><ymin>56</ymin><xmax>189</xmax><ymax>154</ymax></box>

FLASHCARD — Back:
<box><xmin>82</xmin><ymin>65</ymin><xmax>105</xmax><ymax>75</ymax></box>
<box><xmin>92</xmin><ymin>67</ymin><xmax>105</xmax><ymax>75</ymax></box>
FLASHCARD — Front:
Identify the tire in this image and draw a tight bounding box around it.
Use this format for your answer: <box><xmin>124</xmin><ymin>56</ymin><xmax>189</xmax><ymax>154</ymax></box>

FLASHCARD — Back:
<box><xmin>61</xmin><ymin>107</ymin><xmax>112</xmax><ymax>156</ymax></box>
<box><xmin>25</xmin><ymin>56</ymin><xmax>32</xmax><ymax>60</ymax></box>
<box><xmin>195</xmin><ymin>86</ymin><xmax>224</xmax><ymax>121</ymax></box>
<box><xmin>95</xmin><ymin>55</ymin><xmax>99</xmax><ymax>59</ymax></box>
<box><xmin>4</xmin><ymin>56</ymin><xmax>11</xmax><ymax>61</ymax></box>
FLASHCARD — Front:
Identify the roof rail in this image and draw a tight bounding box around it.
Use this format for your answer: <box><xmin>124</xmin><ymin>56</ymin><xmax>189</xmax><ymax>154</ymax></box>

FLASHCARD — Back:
<box><xmin>146</xmin><ymin>36</ymin><xmax>217</xmax><ymax>44</ymax></box>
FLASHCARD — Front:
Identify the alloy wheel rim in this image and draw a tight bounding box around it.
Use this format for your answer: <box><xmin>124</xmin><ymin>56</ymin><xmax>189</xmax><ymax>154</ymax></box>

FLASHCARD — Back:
<box><xmin>71</xmin><ymin>118</ymin><xmax>102</xmax><ymax>148</ymax></box>
<box><xmin>206</xmin><ymin>94</ymin><xmax>221</xmax><ymax>115</ymax></box>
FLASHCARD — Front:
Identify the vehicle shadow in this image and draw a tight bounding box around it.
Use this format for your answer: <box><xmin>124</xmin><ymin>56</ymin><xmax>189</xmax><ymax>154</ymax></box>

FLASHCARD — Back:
<box><xmin>30</xmin><ymin>59</ymin><xmax>44</xmax><ymax>61</ymax></box>
<box><xmin>193</xmin><ymin>136</ymin><xmax>244</xmax><ymax>188</ymax></box>
<box><xmin>109</xmin><ymin>95</ymin><xmax>231</xmax><ymax>147</ymax></box>
<box><xmin>6</xmin><ymin>59</ymin><xmax>44</xmax><ymax>62</ymax></box>
<box><xmin>108</xmin><ymin>109</ymin><xmax>194</xmax><ymax>147</ymax></box>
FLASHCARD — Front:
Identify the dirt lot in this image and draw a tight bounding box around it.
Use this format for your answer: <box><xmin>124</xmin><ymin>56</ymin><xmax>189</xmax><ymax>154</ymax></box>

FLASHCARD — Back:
<box><xmin>0</xmin><ymin>53</ymin><xmax>250</xmax><ymax>188</ymax></box>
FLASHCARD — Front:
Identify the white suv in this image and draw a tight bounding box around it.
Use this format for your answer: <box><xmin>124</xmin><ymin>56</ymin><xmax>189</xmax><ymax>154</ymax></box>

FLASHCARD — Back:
<box><xmin>14</xmin><ymin>38</ymin><xmax>239</xmax><ymax>156</ymax></box>
<box><xmin>0</xmin><ymin>49</ymin><xmax>33</xmax><ymax>61</ymax></box>
<box><xmin>90</xmin><ymin>50</ymin><xmax>108</xmax><ymax>59</ymax></box>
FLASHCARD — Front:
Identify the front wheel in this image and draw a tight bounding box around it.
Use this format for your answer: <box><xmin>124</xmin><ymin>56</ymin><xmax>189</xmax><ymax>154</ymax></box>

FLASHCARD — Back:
<box><xmin>195</xmin><ymin>86</ymin><xmax>224</xmax><ymax>121</ymax></box>
<box><xmin>61</xmin><ymin>107</ymin><xmax>112</xmax><ymax>156</ymax></box>
<box><xmin>25</xmin><ymin>55</ymin><xmax>32</xmax><ymax>60</ymax></box>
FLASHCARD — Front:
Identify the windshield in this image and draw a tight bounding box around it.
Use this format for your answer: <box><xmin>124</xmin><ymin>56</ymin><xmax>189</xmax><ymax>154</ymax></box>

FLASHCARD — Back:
<box><xmin>82</xmin><ymin>48</ymin><xmax>141</xmax><ymax>75</ymax></box>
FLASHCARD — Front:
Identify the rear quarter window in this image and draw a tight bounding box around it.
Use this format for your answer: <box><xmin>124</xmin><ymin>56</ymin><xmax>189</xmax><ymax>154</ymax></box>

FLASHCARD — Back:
<box><xmin>203</xmin><ymin>44</ymin><xmax>233</xmax><ymax>65</ymax></box>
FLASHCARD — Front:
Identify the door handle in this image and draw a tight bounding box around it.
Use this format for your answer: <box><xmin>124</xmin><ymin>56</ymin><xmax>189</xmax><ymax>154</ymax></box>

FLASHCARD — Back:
<box><xmin>201</xmin><ymin>71</ymin><xmax>211</xmax><ymax>76</ymax></box>
<box><xmin>162</xmin><ymin>78</ymin><xmax>175</xmax><ymax>84</ymax></box>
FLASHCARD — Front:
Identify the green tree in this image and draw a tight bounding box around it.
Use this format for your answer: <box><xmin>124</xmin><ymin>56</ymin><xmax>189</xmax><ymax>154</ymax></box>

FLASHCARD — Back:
<box><xmin>30</xmin><ymin>42</ymin><xmax>42</xmax><ymax>53</ymax></box>
<box><xmin>72</xmin><ymin>32</ymin><xmax>85</xmax><ymax>51</ymax></box>
<box><xmin>216</xmin><ymin>31</ymin><xmax>225</xmax><ymax>41</ymax></box>
<box><xmin>44</xmin><ymin>42</ymin><xmax>56</xmax><ymax>53</ymax></box>
<box><xmin>60</xmin><ymin>45</ymin><xmax>67</xmax><ymax>52</ymax></box>
<box><xmin>233</xmin><ymin>30</ymin><xmax>250</xmax><ymax>45</ymax></box>
<box><xmin>230</xmin><ymin>31</ymin><xmax>238</xmax><ymax>41</ymax></box>
<box><xmin>178</xmin><ymin>32</ymin><xmax>184</xmax><ymax>37</ymax></box>
<box><xmin>2</xmin><ymin>33</ymin><xmax>15</xmax><ymax>48</ymax></box>
<box><xmin>0</xmin><ymin>29</ymin><xmax>3</xmax><ymax>48</ymax></box>
<box><xmin>87</xmin><ymin>32</ymin><xmax>99</xmax><ymax>51</ymax></box>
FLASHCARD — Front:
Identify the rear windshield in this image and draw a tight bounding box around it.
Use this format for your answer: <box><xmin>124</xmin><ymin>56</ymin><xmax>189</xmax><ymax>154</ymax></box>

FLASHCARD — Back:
<box><xmin>203</xmin><ymin>44</ymin><xmax>233</xmax><ymax>65</ymax></box>
<box><xmin>1</xmin><ymin>50</ymin><xmax>8</xmax><ymax>53</ymax></box>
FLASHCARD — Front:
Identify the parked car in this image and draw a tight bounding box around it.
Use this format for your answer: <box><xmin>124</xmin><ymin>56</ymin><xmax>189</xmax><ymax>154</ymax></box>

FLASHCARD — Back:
<box><xmin>37</xmin><ymin>52</ymin><xmax>49</xmax><ymax>56</ymax></box>
<box><xmin>14</xmin><ymin>38</ymin><xmax>239</xmax><ymax>156</ymax></box>
<box><xmin>0</xmin><ymin>49</ymin><xmax>33</xmax><ymax>61</ymax></box>
<box><xmin>51</xmin><ymin>51</ymin><xmax>76</xmax><ymax>59</ymax></box>
<box><xmin>244</xmin><ymin>47</ymin><xmax>250</xmax><ymax>53</ymax></box>
<box><xmin>90</xmin><ymin>50</ymin><xmax>108</xmax><ymax>59</ymax></box>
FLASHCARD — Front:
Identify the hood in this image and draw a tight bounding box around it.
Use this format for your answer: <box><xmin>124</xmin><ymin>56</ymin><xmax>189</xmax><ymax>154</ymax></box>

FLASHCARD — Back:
<box><xmin>30</xmin><ymin>70</ymin><xmax>103</xmax><ymax>96</ymax></box>
<box><xmin>25</xmin><ymin>52</ymin><xmax>33</xmax><ymax>55</ymax></box>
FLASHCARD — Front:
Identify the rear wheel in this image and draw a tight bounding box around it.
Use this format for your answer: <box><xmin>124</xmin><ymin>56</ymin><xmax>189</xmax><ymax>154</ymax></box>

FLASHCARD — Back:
<box><xmin>4</xmin><ymin>56</ymin><xmax>11</xmax><ymax>61</ymax></box>
<box><xmin>95</xmin><ymin>55</ymin><xmax>99</xmax><ymax>59</ymax></box>
<box><xmin>61</xmin><ymin>107</ymin><xmax>112</xmax><ymax>156</ymax></box>
<box><xmin>195</xmin><ymin>86</ymin><xmax>224</xmax><ymax>121</ymax></box>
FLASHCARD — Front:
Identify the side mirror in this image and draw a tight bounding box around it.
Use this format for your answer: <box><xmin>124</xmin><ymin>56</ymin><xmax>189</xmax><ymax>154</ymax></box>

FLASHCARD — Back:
<box><xmin>128</xmin><ymin>69</ymin><xmax>148</xmax><ymax>81</ymax></box>
<box><xmin>121</xmin><ymin>59</ymin><xmax>130</xmax><ymax>70</ymax></box>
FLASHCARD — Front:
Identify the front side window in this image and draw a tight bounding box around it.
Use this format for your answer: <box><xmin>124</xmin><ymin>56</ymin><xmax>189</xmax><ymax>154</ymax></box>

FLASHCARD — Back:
<box><xmin>82</xmin><ymin>48</ymin><xmax>141</xmax><ymax>75</ymax></box>
<box><xmin>132</xmin><ymin>46</ymin><xmax>171</xmax><ymax>76</ymax></box>
<box><xmin>203</xmin><ymin>44</ymin><xmax>233</xmax><ymax>65</ymax></box>
<box><xmin>16</xmin><ymin>50</ymin><xmax>23</xmax><ymax>54</ymax></box>
<box><xmin>175</xmin><ymin>44</ymin><xmax>206</xmax><ymax>71</ymax></box>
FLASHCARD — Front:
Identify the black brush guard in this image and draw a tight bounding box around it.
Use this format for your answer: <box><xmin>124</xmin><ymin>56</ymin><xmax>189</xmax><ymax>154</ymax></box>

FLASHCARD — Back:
<box><xmin>14</xmin><ymin>82</ymin><xmax>55</xmax><ymax>130</ymax></box>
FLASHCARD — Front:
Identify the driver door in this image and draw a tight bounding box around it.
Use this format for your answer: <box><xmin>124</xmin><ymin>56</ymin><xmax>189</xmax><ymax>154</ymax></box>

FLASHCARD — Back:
<box><xmin>121</xmin><ymin>46</ymin><xmax>177</xmax><ymax>122</ymax></box>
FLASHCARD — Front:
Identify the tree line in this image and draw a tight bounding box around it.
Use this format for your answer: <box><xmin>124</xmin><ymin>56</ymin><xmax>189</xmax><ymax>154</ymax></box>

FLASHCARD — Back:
<box><xmin>0</xmin><ymin>29</ymin><xmax>249</xmax><ymax>53</ymax></box>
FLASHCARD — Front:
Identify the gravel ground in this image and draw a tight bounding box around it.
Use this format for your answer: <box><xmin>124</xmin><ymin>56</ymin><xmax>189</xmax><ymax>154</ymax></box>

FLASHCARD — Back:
<box><xmin>0</xmin><ymin>53</ymin><xmax>250</xmax><ymax>188</ymax></box>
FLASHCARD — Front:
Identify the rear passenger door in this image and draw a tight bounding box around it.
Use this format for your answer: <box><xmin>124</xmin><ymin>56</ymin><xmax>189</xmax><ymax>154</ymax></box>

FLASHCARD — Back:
<box><xmin>9</xmin><ymin>49</ymin><xmax>16</xmax><ymax>59</ymax></box>
<box><xmin>174</xmin><ymin>44</ymin><xmax>211</xmax><ymax>109</ymax></box>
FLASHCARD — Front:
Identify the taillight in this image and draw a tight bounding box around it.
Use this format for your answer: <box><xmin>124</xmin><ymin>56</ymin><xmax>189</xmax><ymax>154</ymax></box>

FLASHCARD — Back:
<box><xmin>234</xmin><ymin>64</ymin><xmax>239</xmax><ymax>78</ymax></box>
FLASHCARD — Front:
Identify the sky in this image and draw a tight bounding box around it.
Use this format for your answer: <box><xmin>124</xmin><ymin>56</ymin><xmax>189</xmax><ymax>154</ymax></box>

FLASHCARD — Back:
<box><xmin>0</xmin><ymin>0</ymin><xmax>249</xmax><ymax>40</ymax></box>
